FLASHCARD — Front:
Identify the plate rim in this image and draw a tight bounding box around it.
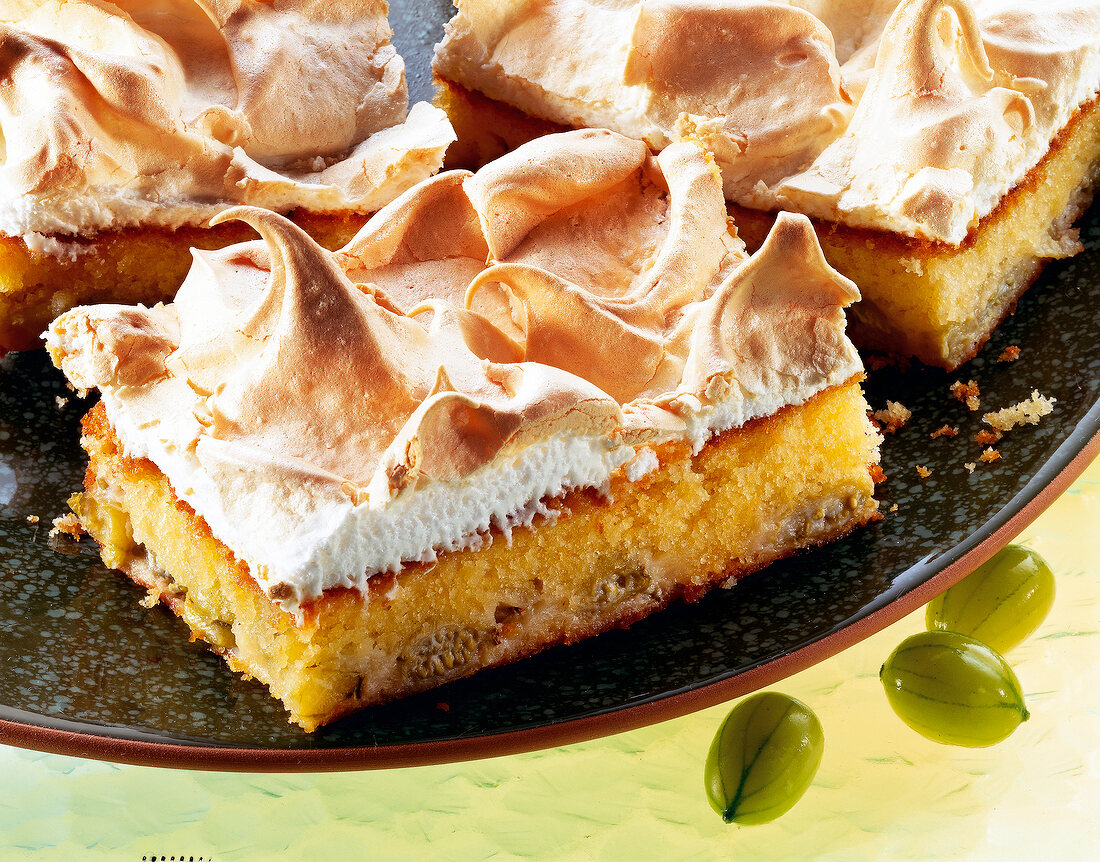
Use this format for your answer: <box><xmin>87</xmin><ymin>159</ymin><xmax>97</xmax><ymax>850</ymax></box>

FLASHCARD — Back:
<box><xmin>3</xmin><ymin>415</ymin><xmax>1096</xmax><ymax>772</ymax></box>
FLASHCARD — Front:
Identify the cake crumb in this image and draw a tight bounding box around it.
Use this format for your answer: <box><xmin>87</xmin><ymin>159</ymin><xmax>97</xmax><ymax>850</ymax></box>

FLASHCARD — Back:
<box><xmin>997</xmin><ymin>345</ymin><xmax>1021</xmax><ymax>363</ymax></box>
<box><xmin>49</xmin><ymin>513</ymin><xmax>85</xmax><ymax>539</ymax></box>
<box><xmin>435</xmin><ymin>701</ymin><xmax>451</xmax><ymax>712</ymax></box>
<box><xmin>979</xmin><ymin>447</ymin><xmax>1001</xmax><ymax>463</ymax></box>
<box><xmin>55</xmin><ymin>396</ymin><xmax>68</xmax><ymax>409</ymax></box>
<box><xmin>872</xmin><ymin>401</ymin><xmax>911</xmax><ymax>433</ymax></box>
<box><xmin>901</xmin><ymin>256</ymin><xmax>924</xmax><ymax>276</ymax></box>
<box><xmin>889</xmin><ymin>503</ymin><xmax>899</xmax><ymax>512</ymax></box>
<box><xmin>964</xmin><ymin>462</ymin><xmax>977</xmax><ymax>473</ymax></box>
<box><xmin>916</xmin><ymin>465</ymin><xmax>932</xmax><ymax>479</ymax></box>
<box><xmin>982</xmin><ymin>390</ymin><xmax>1056</xmax><ymax>432</ymax></box>
<box><xmin>975</xmin><ymin>429</ymin><xmax>1003</xmax><ymax>445</ymax></box>
<box><xmin>25</xmin><ymin>514</ymin><xmax>39</xmax><ymax>525</ymax></box>
<box><xmin>869</xmin><ymin>464</ymin><xmax>886</xmax><ymax>484</ymax></box>
<box><xmin>950</xmin><ymin>379</ymin><xmax>980</xmax><ymax>411</ymax></box>
<box><xmin>930</xmin><ymin>425</ymin><xmax>959</xmax><ymax>439</ymax></box>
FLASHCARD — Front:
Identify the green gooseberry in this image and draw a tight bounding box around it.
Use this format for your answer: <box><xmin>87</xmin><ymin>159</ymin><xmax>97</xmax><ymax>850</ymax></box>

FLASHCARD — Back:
<box><xmin>704</xmin><ymin>691</ymin><xmax>824</xmax><ymax>824</ymax></box>
<box><xmin>880</xmin><ymin>630</ymin><xmax>1029</xmax><ymax>747</ymax></box>
<box><xmin>926</xmin><ymin>544</ymin><xmax>1055</xmax><ymax>654</ymax></box>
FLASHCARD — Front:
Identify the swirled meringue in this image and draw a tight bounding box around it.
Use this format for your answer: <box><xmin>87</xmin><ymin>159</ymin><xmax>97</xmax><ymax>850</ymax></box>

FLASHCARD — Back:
<box><xmin>0</xmin><ymin>0</ymin><xmax>455</xmax><ymax>237</ymax></box>
<box><xmin>47</xmin><ymin>130</ymin><xmax>866</xmax><ymax>610</ymax></box>
<box><xmin>434</xmin><ymin>0</ymin><xmax>1100</xmax><ymax>243</ymax></box>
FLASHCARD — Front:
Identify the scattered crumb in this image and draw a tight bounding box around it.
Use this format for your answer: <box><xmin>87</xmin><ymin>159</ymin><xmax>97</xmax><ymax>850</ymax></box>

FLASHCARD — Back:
<box><xmin>916</xmin><ymin>465</ymin><xmax>932</xmax><ymax>479</ymax></box>
<box><xmin>435</xmin><ymin>701</ymin><xmax>451</xmax><ymax>713</ymax></box>
<box><xmin>979</xmin><ymin>447</ymin><xmax>1001</xmax><ymax>463</ymax></box>
<box><xmin>869</xmin><ymin>464</ymin><xmax>887</xmax><ymax>484</ymax></box>
<box><xmin>55</xmin><ymin>396</ymin><xmax>68</xmax><ymax>409</ymax></box>
<box><xmin>950</xmin><ymin>379</ymin><xmax>981</xmax><ymax>411</ymax></box>
<box><xmin>49</xmin><ymin>513</ymin><xmax>85</xmax><ymax>539</ymax></box>
<box><xmin>983</xmin><ymin>390</ymin><xmax>1056</xmax><ymax>432</ymax></box>
<box><xmin>872</xmin><ymin>400</ymin><xmax>912</xmax><ymax>433</ymax></box>
<box><xmin>930</xmin><ymin>425</ymin><xmax>959</xmax><ymax>439</ymax></box>
<box><xmin>889</xmin><ymin>503</ymin><xmax>898</xmax><ymax>512</ymax></box>
<box><xmin>140</xmin><ymin>592</ymin><xmax>160</xmax><ymax>609</ymax></box>
<box><xmin>997</xmin><ymin>345</ymin><xmax>1021</xmax><ymax>363</ymax></box>
<box><xmin>964</xmin><ymin>462</ymin><xmax>977</xmax><ymax>473</ymax></box>
<box><xmin>25</xmin><ymin>514</ymin><xmax>39</xmax><ymax>525</ymax></box>
<box><xmin>975</xmin><ymin>429</ymin><xmax>1003</xmax><ymax>445</ymax></box>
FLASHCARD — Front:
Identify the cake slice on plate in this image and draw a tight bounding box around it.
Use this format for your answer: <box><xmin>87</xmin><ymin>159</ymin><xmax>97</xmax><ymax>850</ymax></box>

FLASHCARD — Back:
<box><xmin>0</xmin><ymin>0</ymin><xmax>454</xmax><ymax>352</ymax></box>
<box><xmin>47</xmin><ymin>130</ymin><xmax>881</xmax><ymax>731</ymax></box>
<box><xmin>434</xmin><ymin>0</ymin><xmax>1100</xmax><ymax>368</ymax></box>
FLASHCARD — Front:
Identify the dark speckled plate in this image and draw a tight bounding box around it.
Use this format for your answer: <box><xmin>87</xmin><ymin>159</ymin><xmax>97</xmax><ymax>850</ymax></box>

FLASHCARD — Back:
<box><xmin>1</xmin><ymin>1</ymin><xmax>1099</xmax><ymax>770</ymax></box>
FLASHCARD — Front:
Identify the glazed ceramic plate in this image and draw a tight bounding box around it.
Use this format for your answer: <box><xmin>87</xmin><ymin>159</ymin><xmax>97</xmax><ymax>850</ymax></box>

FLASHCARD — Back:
<box><xmin>2</xmin><ymin>2</ymin><xmax>1099</xmax><ymax>770</ymax></box>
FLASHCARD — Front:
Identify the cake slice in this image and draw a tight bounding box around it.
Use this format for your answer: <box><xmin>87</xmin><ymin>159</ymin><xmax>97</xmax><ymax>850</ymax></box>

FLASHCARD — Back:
<box><xmin>433</xmin><ymin>0</ymin><xmax>1100</xmax><ymax>368</ymax></box>
<box><xmin>47</xmin><ymin>130</ymin><xmax>882</xmax><ymax>731</ymax></box>
<box><xmin>0</xmin><ymin>0</ymin><xmax>454</xmax><ymax>353</ymax></box>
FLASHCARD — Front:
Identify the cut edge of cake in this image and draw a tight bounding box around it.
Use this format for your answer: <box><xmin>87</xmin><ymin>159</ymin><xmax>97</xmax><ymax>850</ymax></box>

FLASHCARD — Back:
<box><xmin>73</xmin><ymin>378</ymin><xmax>881</xmax><ymax>731</ymax></box>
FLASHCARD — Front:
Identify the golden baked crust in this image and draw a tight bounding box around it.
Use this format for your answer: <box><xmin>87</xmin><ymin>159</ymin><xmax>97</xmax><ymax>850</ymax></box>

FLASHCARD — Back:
<box><xmin>74</xmin><ymin>380</ymin><xmax>880</xmax><ymax>731</ymax></box>
<box><xmin>0</xmin><ymin>210</ymin><xmax>366</xmax><ymax>354</ymax></box>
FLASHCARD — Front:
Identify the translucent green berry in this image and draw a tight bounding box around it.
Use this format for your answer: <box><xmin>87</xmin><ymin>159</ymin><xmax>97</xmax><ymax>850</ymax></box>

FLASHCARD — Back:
<box><xmin>880</xmin><ymin>631</ymin><xmax>1029</xmax><ymax>747</ymax></box>
<box><xmin>704</xmin><ymin>691</ymin><xmax>824</xmax><ymax>824</ymax></box>
<box><xmin>926</xmin><ymin>544</ymin><xmax>1055</xmax><ymax>654</ymax></box>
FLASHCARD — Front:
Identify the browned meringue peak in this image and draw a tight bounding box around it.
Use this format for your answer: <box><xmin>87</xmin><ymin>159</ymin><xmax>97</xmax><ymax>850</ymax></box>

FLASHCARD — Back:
<box><xmin>366</xmin><ymin>348</ymin><xmax>625</xmax><ymax>503</ymax></box>
<box><xmin>0</xmin><ymin>0</ymin><xmax>449</xmax><ymax>234</ymax></box>
<box><xmin>675</xmin><ymin>212</ymin><xmax>861</xmax><ymax>401</ymax></box>
<box><xmin>462</xmin><ymin>133</ymin><xmax>744</xmax><ymax>403</ymax></box>
<box><xmin>774</xmin><ymin>0</ymin><xmax>1042</xmax><ymax>241</ymax></box>
<box><xmin>164</xmin><ymin>207</ymin><xmax>621</xmax><ymax>495</ymax></box>
<box><xmin>100</xmin><ymin>0</ymin><xmax>407</xmax><ymax>164</ymax></box>
<box><xmin>981</xmin><ymin>0</ymin><xmax>1100</xmax><ymax>130</ymax></box>
<box><xmin>463</xmin><ymin>128</ymin><xmax>653</xmax><ymax>261</ymax></box>
<box><xmin>624</xmin><ymin>0</ymin><xmax>854</xmax><ymax>191</ymax></box>
<box><xmin>336</xmin><ymin>171</ymin><xmax>491</xmax><ymax>311</ymax></box>
<box><xmin>45</xmin><ymin>303</ymin><xmax>180</xmax><ymax>392</ymax></box>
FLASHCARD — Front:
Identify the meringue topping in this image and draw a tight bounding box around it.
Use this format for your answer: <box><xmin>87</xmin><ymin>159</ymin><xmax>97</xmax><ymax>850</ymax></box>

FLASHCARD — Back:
<box><xmin>48</xmin><ymin>130</ymin><xmax>867</xmax><ymax>610</ymax></box>
<box><xmin>0</xmin><ymin>0</ymin><xmax>455</xmax><ymax>237</ymax></box>
<box><xmin>434</xmin><ymin>0</ymin><xmax>1100</xmax><ymax>243</ymax></box>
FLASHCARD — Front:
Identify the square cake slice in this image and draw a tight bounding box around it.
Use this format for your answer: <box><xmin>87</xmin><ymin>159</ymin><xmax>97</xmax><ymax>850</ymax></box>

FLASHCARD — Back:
<box><xmin>433</xmin><ymin>0</ymin><xmax>1100</xmax><ymax>368</ymax></box>
<box><xmin>48</xmin><ymin>130</ymin><xmax>882</xmax><ymax>730</ymax></box>
<box><xmin>0</xmin><ymin>0</ymin><xmax>455</xmax><ymax>353</ymax></box>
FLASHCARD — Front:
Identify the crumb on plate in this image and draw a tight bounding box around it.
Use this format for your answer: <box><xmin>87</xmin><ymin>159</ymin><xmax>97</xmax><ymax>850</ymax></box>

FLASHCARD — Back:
<box><xmin>950</xmin><ymin>379</ymin><xmax>981</xmax><ymax>411</ymax></box>
<box><xmin>872</xmin><ymin>400</ymin><xmax>911</xmax><ymax>433</ymax></box>
<box><xmin>983</xmin><ymin>390</ymin><xmax>1056</xmax><ymax>432</ymax></box>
